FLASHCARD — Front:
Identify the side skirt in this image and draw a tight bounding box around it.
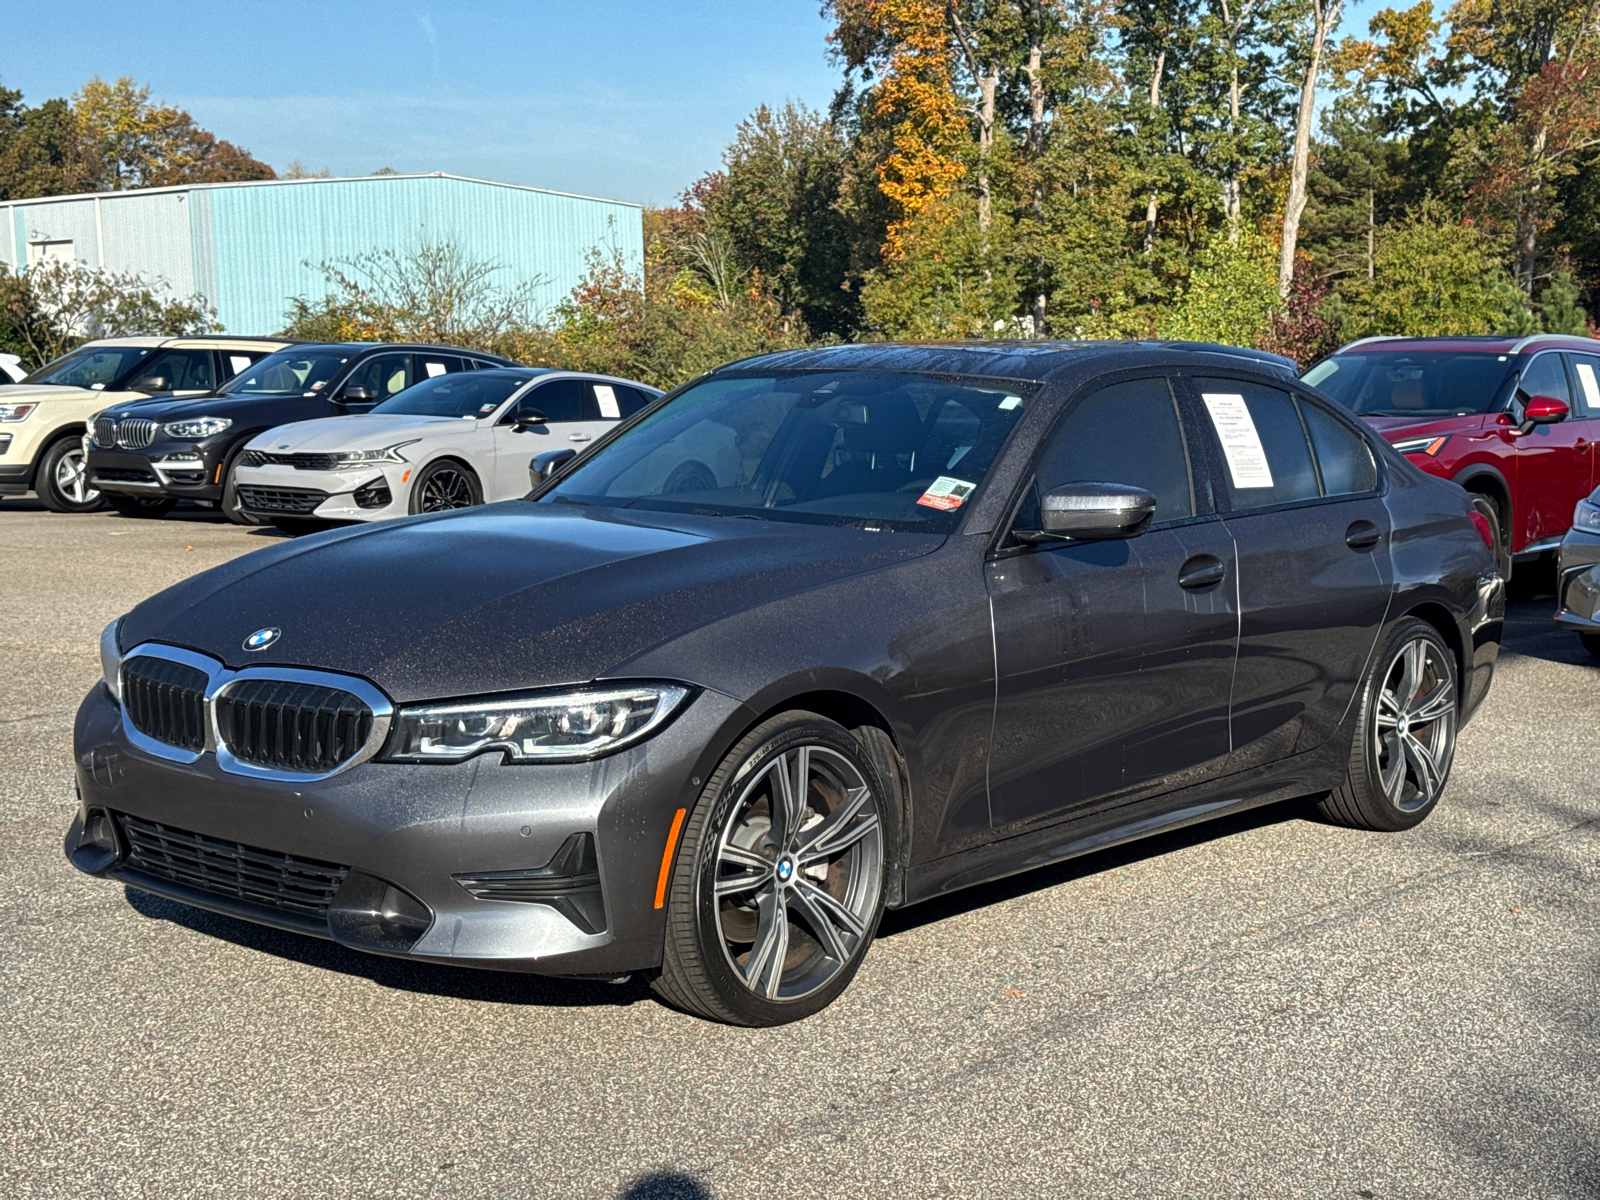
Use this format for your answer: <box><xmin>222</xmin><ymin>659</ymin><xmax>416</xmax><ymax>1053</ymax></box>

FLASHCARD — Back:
<box><xmin>899</xmin><ymin>738</ymin><xmax>1345</xmax><ymax>908</ymax></box>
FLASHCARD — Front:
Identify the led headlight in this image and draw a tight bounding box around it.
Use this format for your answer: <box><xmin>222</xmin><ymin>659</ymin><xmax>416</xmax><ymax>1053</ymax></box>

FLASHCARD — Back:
<box><xmin>385</xmin><ymin>684</ymin><xmax>691</xmax><ymax>763</ymax></box>
<box><xmin>1574</xmin><ymin>498</ymin><xmax>1600</xmax><ymax>533</ymax></box>
<box><xmin>163</xmin><ymin>416</ymin><xmax>233</xmax><ymax>439</ymax></box>
<box><xmin>1391</xmin><ymin>435</ymin><xmax>1448</xmax><ymax>456</ymax></box>
<box><xmin>0</xmin><ymin>402</ymin><xmax>37</xmax><ymax>422</ymax></box>
<box><xmin>99</xmin><ymin>617</ymin><xmax>124</xmax><ymax>702</ymax></box>
<box><xmin>329</xmin><ymin>441</ymin><xmax>419</xmax><ymax>467</ymax></box>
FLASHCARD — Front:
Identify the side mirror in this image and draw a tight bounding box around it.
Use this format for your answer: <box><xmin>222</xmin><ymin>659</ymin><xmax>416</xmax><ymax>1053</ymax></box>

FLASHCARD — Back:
<box><xmin>1028</xmin><ymin>482</ymin><xmax>1157</xmax><ymax>541</ymax></box>
<box><xmin>512</xmin><ymin>408</ymin><xmax>548</xmax><ymax>432</ymax></box>
<box><xmin>131</xmin><ymin>375</ymin><xmax>168</xmax><ymax>394</ymax></box>
<box><xmin>1521</xmin><ymin>394</ymin><xmax>1569</xmax><ymax>432</ymax></box>
<box><xmin>529</xmin><ymin>448</ymin><xmax>577</xmax><ymax>488</ymax></box>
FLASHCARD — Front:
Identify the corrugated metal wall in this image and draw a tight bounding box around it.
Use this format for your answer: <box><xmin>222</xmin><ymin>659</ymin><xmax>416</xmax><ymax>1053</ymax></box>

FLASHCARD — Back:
<box><xmin>0</xmin><ymin>175</ymin><xmax>643</xmax><ymax>336</ymax></box>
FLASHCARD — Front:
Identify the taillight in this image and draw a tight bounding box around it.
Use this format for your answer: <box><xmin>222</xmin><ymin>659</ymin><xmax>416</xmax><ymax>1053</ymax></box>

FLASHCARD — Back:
<box><xmin>1468</xmin><ymin>511</ymin><xmax>1494</xmax><ymax>550</ymax></box>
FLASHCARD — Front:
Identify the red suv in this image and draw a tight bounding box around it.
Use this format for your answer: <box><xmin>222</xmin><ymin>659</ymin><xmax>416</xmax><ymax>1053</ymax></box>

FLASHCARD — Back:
<box><xmin>1303</xmin><ymin>334</ymin><xmax>1600</xmax><ymax>575</ymax></box>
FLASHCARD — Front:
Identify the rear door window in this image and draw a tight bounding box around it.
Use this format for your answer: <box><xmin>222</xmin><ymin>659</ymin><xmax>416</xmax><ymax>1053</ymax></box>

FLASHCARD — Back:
<box><xmin>613</xmin><ymin>385</ymin><xmax>657</xmax><ymax>417</ymax></box>
<box><xmin>1194</xmin><ymin>378</ymin><xmax>1321</xmax><ymax>510</ymax></box>
<box><xmin>1565</xmin><ymin>353</ymin><xmax>1600</xmax><ymax>417</ymax></box>
<box><xmin>1300</xmin><ymin>400</ymin><xmax>1378</xmax><ymax>495</ymax></box>
<box><xmin>415</xmin><ymin>353</ymin><xmax>468</xmax><ymax>380</ymax></box>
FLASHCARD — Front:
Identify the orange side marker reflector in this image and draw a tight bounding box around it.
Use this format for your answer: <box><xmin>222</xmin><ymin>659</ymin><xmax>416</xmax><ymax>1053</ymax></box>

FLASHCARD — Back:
<box><xmin>214</xmin><ymin>463</ymin><xmax>224</xmax><ymax>483</ymax></box>
<box><xmin>654</xmin><ymin>808</ymin><xmax>688</xmax><ymax>909</ymax></box>
<box><xmin>402</xmin><ymin>469</ymin><xmax>411</xmax><ymax>484</ymax></box>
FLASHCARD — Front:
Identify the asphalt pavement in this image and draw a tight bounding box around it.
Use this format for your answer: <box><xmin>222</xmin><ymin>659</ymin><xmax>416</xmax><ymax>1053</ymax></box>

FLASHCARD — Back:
<box><xmin>1</xmin><ymin>498</ymin><xmax>1596</xmax><ymax>1200</ymax></box>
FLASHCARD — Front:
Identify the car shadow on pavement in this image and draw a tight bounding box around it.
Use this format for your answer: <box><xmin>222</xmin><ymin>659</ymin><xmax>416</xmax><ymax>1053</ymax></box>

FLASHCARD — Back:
<box><xmin>616</xmin><ymin>1172</ymin><xmax>715</xmax><ymax>1200</ymax></box>
<box><xmin>121</xmin><ymin>886</ymin><xmax>657</xmax><ymax>1009</ymax></box>
<box><xmin>877</xmin><ymin>794</ymin><xmax>1323</xmax><ymax>940</ymax></box>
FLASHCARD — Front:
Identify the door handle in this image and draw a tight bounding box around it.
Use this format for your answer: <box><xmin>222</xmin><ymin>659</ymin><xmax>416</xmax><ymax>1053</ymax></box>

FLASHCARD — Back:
<box><xmin>568</xmin><ymin>433</ymin><xmax>591</xmax><ymax>442</ymax></box>
<box><xmin>1345</xmin><ymin>520</ymin><xmax>1381</xmax><ymax>550</ymax></box>
<box><xmin>1178</xmin><ymin>554</ymin><xmax>1226</xmax><ymax>590</ymax></box>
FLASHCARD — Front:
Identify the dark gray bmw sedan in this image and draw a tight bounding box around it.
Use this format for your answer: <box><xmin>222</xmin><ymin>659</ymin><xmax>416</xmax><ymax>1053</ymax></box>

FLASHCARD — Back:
<box><xmin>67</xmin><ymin>342</ymin><xmax>1504</xmax><ymax>1025</ymax></box>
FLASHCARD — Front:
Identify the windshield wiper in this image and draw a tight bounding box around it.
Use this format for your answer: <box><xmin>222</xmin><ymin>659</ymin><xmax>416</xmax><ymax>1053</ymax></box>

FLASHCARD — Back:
<box><xmin>551</xmin><ymin>494</ymin><xmax>590</xmax><ymax>506</ymax></box>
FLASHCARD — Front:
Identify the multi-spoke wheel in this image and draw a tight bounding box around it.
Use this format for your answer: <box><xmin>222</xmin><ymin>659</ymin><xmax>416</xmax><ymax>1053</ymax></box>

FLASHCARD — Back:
<box><xmin>409</xmin><ymin>459</ymin><xmax>482</xmax><ymax>514</ymax></box>
<box><xmin>1320</xmin><ymin>617</ymin><xmax>1458</xmax><ymax>831</ymax></box>
<box><xmin>37</xmin><ymin>438</ymin><xmax>104</xmax><ymax>513</ymax></box>
<box><xmin>655</xmin><ymin>713</ymin><xmax>889</xmax><ymax>1025</ymax></box>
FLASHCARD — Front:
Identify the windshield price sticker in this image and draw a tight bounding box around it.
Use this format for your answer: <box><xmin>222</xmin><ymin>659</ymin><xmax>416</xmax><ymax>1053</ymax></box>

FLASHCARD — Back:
<box><xmin>594</xmin><ymin>384</ymin><xmax>621</xmax><ymax>419</ymax></box>
<box><xmin>1201</xmin><ymin>392</ymin><xmax>1274</xmax><ymax>489</ymax></box>
<box><xmin>916</xmin><ymin>475</ymin><xmax>978</xmax><ymax>511</ymax></box>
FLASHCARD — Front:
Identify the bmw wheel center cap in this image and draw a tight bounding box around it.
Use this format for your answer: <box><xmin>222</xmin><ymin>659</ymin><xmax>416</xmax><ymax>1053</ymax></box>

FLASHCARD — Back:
<box><xmin>243</xmin><ymin>627</ymin><xmax>281</xmax><ymax>652</ymax></box>
<box><xmin>776</xmin><ymin>858</ymin><xmax>795</xmax><ymax>883</ymax></box>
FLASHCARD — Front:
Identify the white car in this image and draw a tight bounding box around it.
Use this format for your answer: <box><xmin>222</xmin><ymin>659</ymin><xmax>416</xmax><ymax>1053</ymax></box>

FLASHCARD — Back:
<box><xmin>233</xmin><ymin>368</ymin><xmax>662</xmax><ymax>530</ymax></box>
<box><xmin>0</xmin><ymin>353</ymin><xmax>25</xmax><ymax>384</ymax></box>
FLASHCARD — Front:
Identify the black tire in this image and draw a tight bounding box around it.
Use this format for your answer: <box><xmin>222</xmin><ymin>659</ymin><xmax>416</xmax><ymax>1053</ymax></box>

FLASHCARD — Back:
<box><xmin>653</xmin><ymin>712</ymin><xmax>888</xmax><ymax>1026</ymax></box>
<box><xmin>408</xmin><ymin>459</ymin><xmax>483</xmax><ymax>514</ymax></box>
<box><xmin>1470</xmin><ymin>494</ymin><xmax>1511</xmax><ymax>581</ymax></box>
<box><xmin>36</xmin><ymin>437</ymin><xmax>105</xmax><ymax>513</ymax></box>
<box><xmin>1319</xmin><ymin>616</ymin><xmax>1458</xmax><ymax>832</ymax></box>
<box><xmin>105</xmin><ymin>494</ymin><xmax>176</xmax><ymax>520</ymax></box>
<box><xmin>1581</xmin><ymin>632</ymin><xmax>1600</xmax><ymax>659</ymax></box>
<box><xmin>219</xmin><ymin>450</ymin><xmax>266</xmax><ymax>527</ymax></box>
<box><xmin>269</xmin><ymin>517</ymin><xmax>327</xmax><ymax>537</ymax></box>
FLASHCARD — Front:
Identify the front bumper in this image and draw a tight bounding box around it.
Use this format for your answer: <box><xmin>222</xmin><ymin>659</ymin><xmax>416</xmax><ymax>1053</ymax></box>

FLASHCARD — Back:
<box><xmin>68</xmin><ymin>681</ymin><xmax>749</xmax><ymax>976</ymax></box>
<box><xmin>87</xmin><ymin>447</ymin><xmax>224</xmax><ymax>501</ymax></box>
<box><xmin>234</xmin><ymin>463</ymin><xmax>409</xmax><ymax>522</ymax></box>
<box><xmin>1554</xmin><ymin>528</ymin><xmax>1600</xmax><ymax>630</ymax></box>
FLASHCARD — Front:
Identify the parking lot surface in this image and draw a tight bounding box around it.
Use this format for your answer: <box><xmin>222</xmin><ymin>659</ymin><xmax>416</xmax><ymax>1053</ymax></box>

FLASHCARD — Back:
<box><xmin>1</xmin><ymin>499</ymin><xmax>1596</xmax><ymax>1200</ymax></box>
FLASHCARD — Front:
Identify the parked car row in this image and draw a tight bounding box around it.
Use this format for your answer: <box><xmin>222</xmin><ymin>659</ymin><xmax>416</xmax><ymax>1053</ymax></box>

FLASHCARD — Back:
<box><xmin>64</xmin><ymin>338</ymin><xmax>1507</xmax><ymax>1025</ymax></box>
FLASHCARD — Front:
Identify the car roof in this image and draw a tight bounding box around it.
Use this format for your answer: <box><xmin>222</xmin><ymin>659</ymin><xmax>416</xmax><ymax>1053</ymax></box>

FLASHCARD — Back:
<box><xmin>287</xmin><ymin>342</ymin><xmax>519</xmax><ymax>359</ymax></box>
<box><xmin>1333</xmin><ymin>334</ymin><xmax>1600</xmax><ymax>356</ymax></box>
<box><xmin>75</xmin><ymin>335</ymin><xmax>302</xmax><ymax>350</ymax></box>
<box><xmin>722</xmin><ymin>340</ymin><xmax>1299</xmax><ymax>384</ymax></box>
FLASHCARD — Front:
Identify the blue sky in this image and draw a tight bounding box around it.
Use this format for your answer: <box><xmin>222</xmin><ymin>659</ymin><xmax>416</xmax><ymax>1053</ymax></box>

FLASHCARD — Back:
<box><xmin>6</xmin><ymin>0</ymin><xmax>1391</xmax><ymax>207</ymax></box>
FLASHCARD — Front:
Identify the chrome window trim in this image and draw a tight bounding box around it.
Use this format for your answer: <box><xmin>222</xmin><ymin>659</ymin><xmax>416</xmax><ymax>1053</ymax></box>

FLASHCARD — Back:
<box><xmin>118</xmin><ymin>642</ymin><xmax>394</xmax><ymax>781</ymax></box>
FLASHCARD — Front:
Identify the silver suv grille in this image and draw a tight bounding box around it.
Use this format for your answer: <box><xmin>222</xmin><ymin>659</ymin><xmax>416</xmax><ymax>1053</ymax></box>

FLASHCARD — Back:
<box><xmin>92</xmin><ymin>417</ymin><xmax>117</xmax><ymax>447</ymax></box>
<box><xmin>116</xmin><ymin>419</ymin><xmax>157</xmax><ymax>450</ymax></box>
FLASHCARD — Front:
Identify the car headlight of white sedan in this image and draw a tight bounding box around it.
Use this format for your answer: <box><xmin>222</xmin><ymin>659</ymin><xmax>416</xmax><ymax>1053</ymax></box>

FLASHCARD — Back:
<box><xmin>328</xmin><ymin>441</ymin><xmax>419</xmax><ymax>468</ymax></box>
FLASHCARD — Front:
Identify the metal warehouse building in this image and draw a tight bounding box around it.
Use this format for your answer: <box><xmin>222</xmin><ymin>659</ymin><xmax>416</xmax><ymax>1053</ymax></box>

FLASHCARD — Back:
<box><xmin>0</xmin><ymin>173</ymin><xmax>643</xmax><ymax>334</ymax></box>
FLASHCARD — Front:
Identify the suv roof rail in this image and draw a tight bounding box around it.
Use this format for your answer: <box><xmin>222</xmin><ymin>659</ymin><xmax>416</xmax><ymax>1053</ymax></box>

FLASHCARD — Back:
<box><xmin>1338</xmin><ymin>336</ymin><xmax>1406</xmax><ymax>351</ymax></box>
<box><xmin>1508</xmin><ymin>332</ymin><xmax>1600</xmax><ymax>354</ymax></box>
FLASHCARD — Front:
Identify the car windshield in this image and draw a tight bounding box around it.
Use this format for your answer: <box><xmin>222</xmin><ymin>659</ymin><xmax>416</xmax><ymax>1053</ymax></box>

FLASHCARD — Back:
<box><xmin>23</xmin><ymin>345</ymin><xmax>155</xmax><ymax>388</ymax></box>
<box><xmin>372</xmin><ymin>373</ymin><xmax>529</xmax><ymax>418</ymax></box>
<box><xmin>217</xmin><ymin>348</ymin><xmax>351</xmax><ymax>396</ymax></box>
<box><xmin>544</xmin><ymin>370</ymin><xmax>1035</xmax><ymax>531</ymax></box>
<box><xmin>1302</xmin><ymin>351</ymin><xmax>1514</xmax><ymax>417</ymax></box>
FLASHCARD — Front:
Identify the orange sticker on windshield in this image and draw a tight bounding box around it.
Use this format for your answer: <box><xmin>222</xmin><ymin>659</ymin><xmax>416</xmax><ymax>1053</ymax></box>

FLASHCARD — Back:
<box><xmin>916</xmin><ymin>476</ymin><xmax>977</xmax><ymax>511</ymax></box>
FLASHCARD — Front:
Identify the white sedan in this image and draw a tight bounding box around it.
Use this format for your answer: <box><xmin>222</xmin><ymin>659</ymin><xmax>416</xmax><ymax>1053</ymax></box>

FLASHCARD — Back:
<box><xmin>233</xmin><ymin>368</ymin><xmax>662</xmax><ymax>530</ymax></box>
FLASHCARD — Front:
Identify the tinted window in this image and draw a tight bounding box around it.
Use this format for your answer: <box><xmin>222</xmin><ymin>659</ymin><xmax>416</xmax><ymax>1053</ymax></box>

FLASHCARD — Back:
<box><xmin>415</xmin><ymin>353</ymin><xmax>467</xmax><ymax>380</ymax></box>
<box><xmin>1567</xmin><ymin>354</ymin><xmax>1600</xmax><ymax>417</ymax></box>
<box><xmin>1196</xmin><ymin>378</ymin><xmax>1320</xmax><ymax>510</ymax></box>
<box><xmin>1301</xmin><ymin>400</ymin><xmax>1378</xmax><ymax>495</ymax></box>
<box><xmin>1303</xmin><ymin>351</ymin><xmax>1512</xmax><ymax>416</ymax></box>
<box><xmin>1519</xmin><ymin>352</ymin><xmax>1571</xmax><ymax>404</ymax></box>
<box><xmin>521</xmin><ymin>378</ymin><xmax>591</xmax><ymax>423</ymax></box>
<box><xmin>547</xmin><ymin>370</ymin><xmax>1033</xmax><ymax>532</ymax></box>
<box><xmin>371</xmin><ymin>372</ymin><xmax>528</xmax><ymax>418</ymax></box>
<box><xmin>614</xmin><ymin>385</ymin><xmax>657</xmax><ymax>418</ymax></box>
<box><xmin>344</xmin><ymin>353</ymin><xmax>414</xmax><ymax>400</ymax></box>
<box><xmin>24</xmin><ymin>345</ymin><xmax>153</xmax><ymax>388</ymax></box>
<box><xmin>1027</xmin><ymin>377</ymin><xmax>1194</xmax><ymax>525</ymax></box>
<box><xmin>223</xmin><ymin>352</ymin><xmax>264</xmax><ymax>379</ymax></box>
<box><xmin>220</xmin><ymin>349</ymin><xmax>351</xmax><ymax>396</ymax></box>
<box><xmin>119</xmin><ymin>348</ymin><xmax>214</xmax><ymax>391</ymax></box>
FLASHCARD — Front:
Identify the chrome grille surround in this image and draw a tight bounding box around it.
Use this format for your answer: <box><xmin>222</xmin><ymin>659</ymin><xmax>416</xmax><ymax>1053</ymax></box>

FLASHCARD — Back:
<box><xmin>116</xmin><ymin>419</ymin><xmax>157</xmax><ymax>450</ymax></box>
<box><xmin>92</xmin><ymin>416</ymin><xmax>117</xmax><ymax>447</ymax></box>
<box><xmin>117</xmin><ymin>643</ymin><xmax>394</xmax><ymax>781</ymax></box>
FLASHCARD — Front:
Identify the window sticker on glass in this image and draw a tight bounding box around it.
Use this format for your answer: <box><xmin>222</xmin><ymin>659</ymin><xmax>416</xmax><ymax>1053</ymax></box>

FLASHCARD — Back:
<box><xmin>916</xmin><ymin>475</ymin><xmax>978</xmax><ymax>511</ymax></box>
<box><xmin>1576</xmin><ymin>362</ymin><xmax>1600</xmax><ymax>409</ymax></box>
<box><xmin>424</xmin><ymin>361</ymin><xmax>448</xmax><ymax>378</ymax></box>
<box><xmin>999</xmin><ymin>394</ymin><xmax>1023</xmax><ymax>410</ymax></box>
<box><xmin>1201</xmin><ymin>392</ymin><xmax>1274</xmax><ymax>488</ymax></box>
<box><xmin>228</xmin><ymin>355</ymin><xmax>252</xmax><ymax>374</ymax></box>
<box><xmin>594</xmin><ymin>384</ymin><xmax>621</xmax><ymax>419</ymax></box>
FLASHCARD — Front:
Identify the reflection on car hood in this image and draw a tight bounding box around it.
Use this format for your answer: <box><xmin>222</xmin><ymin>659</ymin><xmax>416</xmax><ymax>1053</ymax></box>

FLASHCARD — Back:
<box><xmin>1361</xmin><ymin>413</ymin><xmax>1489</xmax><ymax>438</ymax></box>
<box><xmin>1</xmin><ymin>384</ymin><xmax>159</xmax><ymax>405</ymax></box>
<box><xmin>246</xmin><ymin>413</ymin><xmax>469</xmax><ymax>453</ymax></box>
<box><xmin>118</xmin><ymin>503</ymin><xmax>944</xmax><ymax>702</ymax></box>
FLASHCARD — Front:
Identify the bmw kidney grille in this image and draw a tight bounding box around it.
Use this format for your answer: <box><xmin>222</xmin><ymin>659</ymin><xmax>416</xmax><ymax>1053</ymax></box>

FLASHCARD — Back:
<box><xmin>214</xmin><ymin>679</ymin><xmax>375</xmax><ymax>773</ymax></box>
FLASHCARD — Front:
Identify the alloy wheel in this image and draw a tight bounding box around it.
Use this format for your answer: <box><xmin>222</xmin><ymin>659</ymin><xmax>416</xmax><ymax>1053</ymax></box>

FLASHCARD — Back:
<box><xmin>418</xmin><ymin>468</ymin><xmax>476</xmax><ymax>511</ymax></box>
<box><xmin>713</xmin><ymin>744</ymin><xmax>883</xmax><ymax>1001</ymax></box>
<box><xmin>54</xmin><ymin>448</ymin><xmax>99</xmax><ymax>505</ymax></box>
<box><xmin>1373</xmin><ymin>637</ymin><xmax>1457</xmax><ymax>812</ymax></box>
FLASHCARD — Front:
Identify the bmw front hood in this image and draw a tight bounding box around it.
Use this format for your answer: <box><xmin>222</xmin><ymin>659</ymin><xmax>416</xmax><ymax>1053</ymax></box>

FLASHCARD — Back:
<box><xmin>117</xmin><ymin>503</ymin><xmax>943</xmax><ymax>702</ymax></box>
<box><xmin>248</xmin><ymin>413</ymin><xmax>467</xmax><ymax>453</ymax></box>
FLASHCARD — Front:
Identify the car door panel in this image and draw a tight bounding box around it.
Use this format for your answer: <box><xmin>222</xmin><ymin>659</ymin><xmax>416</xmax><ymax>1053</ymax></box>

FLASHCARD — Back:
<box><xmin>1512</xmin><ymin>351</ymin><xmax>1584</xmax><ymax>545</ymax></box>
<box><xmin>985</xmin><ymin>374</ymin><xmax>1238</xmax><ymax>833</ymax></box>
<box><xmin>1564</xmin><ymin>352</ymin><xmax>1600</xmax><ymax>498</ymax></box>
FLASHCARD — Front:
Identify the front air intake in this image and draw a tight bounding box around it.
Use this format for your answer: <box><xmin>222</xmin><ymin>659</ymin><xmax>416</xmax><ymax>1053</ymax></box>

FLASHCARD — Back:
<box><xmin>215</xmin><ymin>678</ymin><xmax>374</xmax><ymax>774</ymax></box>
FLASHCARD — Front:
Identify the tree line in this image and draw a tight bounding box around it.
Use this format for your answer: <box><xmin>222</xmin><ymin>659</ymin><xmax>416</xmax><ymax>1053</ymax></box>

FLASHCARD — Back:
<box><xmin>7</xmin><ymin>0</ymin><xmax>1600</xmax><ymax>389</ymax></box>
